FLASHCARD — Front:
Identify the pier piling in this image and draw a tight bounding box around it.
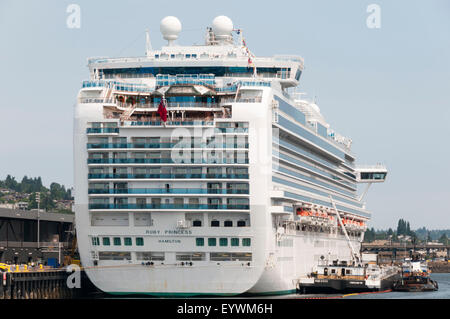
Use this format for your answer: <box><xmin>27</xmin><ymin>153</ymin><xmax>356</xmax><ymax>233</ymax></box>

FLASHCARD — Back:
<box><xmin>0</xmin><ymin>269</ymin><xmax>91</xmax><ymax>299</ymax></box>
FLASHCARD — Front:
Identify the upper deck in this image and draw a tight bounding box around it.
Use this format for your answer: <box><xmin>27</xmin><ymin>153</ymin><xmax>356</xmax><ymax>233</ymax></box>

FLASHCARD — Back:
<box><xmin>78</xmin><ymin>16</ymin><xmax>371</xmax><ymax>163</ymax></box>
<box><xmin>86</xmin><ymin>16</ymin><xmax>303</xmax><ymax>89</ymax></box>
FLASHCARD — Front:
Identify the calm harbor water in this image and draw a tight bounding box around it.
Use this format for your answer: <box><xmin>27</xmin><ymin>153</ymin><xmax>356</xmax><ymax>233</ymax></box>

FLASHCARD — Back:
<box><xmin>96</xmin><ymin>273</ymin><xmax>450</xmax><ymax>299</ymax></box>
<box><xmin>278</xmin><ymin>273</ymin><xmax>450</xmax><ymax>299</ymax></box>
<box><xmin>344</xmin><ymin>273</ymin><xmax>450</xmax><ymax>299</ymax></box>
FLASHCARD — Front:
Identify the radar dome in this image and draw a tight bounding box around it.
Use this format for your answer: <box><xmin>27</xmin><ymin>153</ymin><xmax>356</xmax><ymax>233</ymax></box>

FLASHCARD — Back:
<box><xmin>160</xmin><ymin>16</ymin><xmax>182</xmax><ymax>42</ymax></box>
<box><xmin>212</xmin><ymin>15</ymin><xmax>233</xmax><ymax>39</ymax></box>
<box><xmin>310</xmin><ymin>102</ymin><xmax>321</xmax><ymax>114</ymax></box>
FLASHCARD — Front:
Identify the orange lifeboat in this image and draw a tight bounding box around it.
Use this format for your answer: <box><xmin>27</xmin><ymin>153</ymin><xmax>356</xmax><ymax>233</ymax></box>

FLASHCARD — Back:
<box><xmin>296</xmin><ymin>208</ymin><xmax>309</xmax><ymax>217</ymax></box>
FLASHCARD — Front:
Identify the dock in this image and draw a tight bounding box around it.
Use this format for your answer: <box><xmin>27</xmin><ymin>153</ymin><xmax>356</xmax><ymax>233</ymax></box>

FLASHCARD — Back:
<box><xmin>0</xmin><ymin>268</ymin><xmax>98</xmax><ymax>299</ymax></box>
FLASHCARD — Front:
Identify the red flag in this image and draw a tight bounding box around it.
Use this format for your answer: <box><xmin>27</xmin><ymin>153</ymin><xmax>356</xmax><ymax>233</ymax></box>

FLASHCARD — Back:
<box><xmin>157</xmin><ymin>99</ymin><xmax>167</xmax><ymax>122</ymax></box>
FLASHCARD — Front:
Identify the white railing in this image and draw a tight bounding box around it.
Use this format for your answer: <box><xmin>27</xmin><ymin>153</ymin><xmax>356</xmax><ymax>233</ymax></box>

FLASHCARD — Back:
<box><xmin>355</xmin><ymin>164</ymin><xmax>387</xmax><ymax>171</ymax></box>
<box><xmin>88</xmin><ymin>55</ymin><xmax>304</xmax><ymax>65</ymax></box>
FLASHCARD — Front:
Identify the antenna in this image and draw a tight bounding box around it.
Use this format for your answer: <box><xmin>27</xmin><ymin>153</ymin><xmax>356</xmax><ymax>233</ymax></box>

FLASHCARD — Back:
<box><xmin>146</xmin><ymin>29</ymin><xmax>152</xmax><ymax>55</ymax></box>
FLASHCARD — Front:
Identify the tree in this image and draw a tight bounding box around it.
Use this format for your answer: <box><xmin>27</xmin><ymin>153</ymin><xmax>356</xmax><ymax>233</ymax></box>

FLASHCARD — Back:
<box><xmin>364</xmin><ymin>228</ymin><xmax>376</xmax><ymax>242</ymax></box>
<box><xmin>439</xmin><ymin>233</ymin><xmax>449</xmax><ymax>245</ymax></box>
<box><xmin>397</xmin><ymin>219</ymin><xmax>405</xmax><ymax>236</ymax></box>
<box><xmin>4</xmin><ymin>175</ymin><xmax>18</xmax><ymax>191</ymax></box>
<box><xmin>387</xmin><ymin>228</ymin><xmax>394</xmax><ymax>236</ymax></box>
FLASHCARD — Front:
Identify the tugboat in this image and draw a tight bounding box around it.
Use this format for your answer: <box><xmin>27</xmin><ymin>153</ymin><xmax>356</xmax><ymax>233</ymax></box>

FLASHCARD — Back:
<box><xmin>297</xmin><ymin>255</ymin><xmax>400</xmax><ymax>293</ymax></box>
<box><xmin>393</xmin><ymin>259</ymin><xmax>438</xmax><ymax>292</ymax></box>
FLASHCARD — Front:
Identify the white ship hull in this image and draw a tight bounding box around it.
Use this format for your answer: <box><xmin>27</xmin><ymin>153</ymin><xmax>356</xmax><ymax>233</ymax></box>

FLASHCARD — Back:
<box><xmin>80</xmin><ymin>234</ymin><xmax>360</xmax><ymax>296</ymax></box>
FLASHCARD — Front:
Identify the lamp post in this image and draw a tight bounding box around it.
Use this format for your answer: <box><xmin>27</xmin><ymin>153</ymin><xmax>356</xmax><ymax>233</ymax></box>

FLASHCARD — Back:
<box><xmin>36</xmin><ymin>192</ymin><xmax>40</xmax><ymax>249</ymax></box>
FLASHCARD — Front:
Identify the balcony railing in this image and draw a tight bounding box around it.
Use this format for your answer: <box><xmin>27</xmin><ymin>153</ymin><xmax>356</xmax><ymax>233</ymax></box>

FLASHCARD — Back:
<box><xmin>89</xmin><ymin>203</ymin><xmax>250</xmax><ymax>210</ymax></box>
<box><xmin>87</xmin><ymin>158</ymin><xmax>249</xmax><ymax>164</ymax></box>
<box><xmin>117</xmin><ymin>102</ymin><xmax>227</xmax><ymax>109</ymax></box>
<box><xmin>88</xmin><ymin>188</ymin><xmax>249</xmax><ymax>195</ymax></box>
<box><xmin>122</xmin><ymin>121</ymin><xmax>216</xmax><ymax>127</ymax></box>
<box><xmin>215</xmin><ymin>127</ymin><xmax>248</xmax><ymax>133</ymax></box>
<box><xmin>87</xmin><ymin>143</ymin><xmax>249</xmax><ymax>149</ymax></box>
<box><xmin>87</xmin><ymin>173</ymin><xmax>249</xmax><ymax>179</ymax></box>
<box><xmin>86</xmin><ymin>128</ymin><xmax>119</xmax><ymax>134</ymax></box>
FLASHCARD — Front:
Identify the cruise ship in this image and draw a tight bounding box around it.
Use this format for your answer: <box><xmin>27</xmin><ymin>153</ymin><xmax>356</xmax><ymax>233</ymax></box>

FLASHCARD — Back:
<box><xmin>73</xmin><ymin>16</ymin><xmax>388</xmax><ymax>296</ymax></box>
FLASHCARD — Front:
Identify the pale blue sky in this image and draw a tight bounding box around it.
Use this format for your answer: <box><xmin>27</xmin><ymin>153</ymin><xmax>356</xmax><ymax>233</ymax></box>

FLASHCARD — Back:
<box><xmin>0</xmin><ymin>0</ymin><xmax>449</xmax><ymax>229</ymax></box>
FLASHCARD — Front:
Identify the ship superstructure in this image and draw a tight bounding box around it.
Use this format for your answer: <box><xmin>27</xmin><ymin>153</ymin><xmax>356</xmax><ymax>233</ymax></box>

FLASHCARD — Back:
<box><xmin>73</xmin><ymin>16</ymin><xmax>387</xmax><ymax>295</ymax></box>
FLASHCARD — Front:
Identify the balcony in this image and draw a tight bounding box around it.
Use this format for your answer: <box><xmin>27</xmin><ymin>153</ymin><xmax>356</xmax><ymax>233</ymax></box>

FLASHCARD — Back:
<box><xmin>88</xmin><ymin>203</ymin><xmax>250</xmax><ymax>210</ymax></box>
<box><xmin>88</xmin><ymin>188</ymin><xmax>249</xmax><ymax>195</ymax></box>
<box><xmin>86</xmin><ymin>128</ymin><xmax>119</xmax><ymax>134</ymax></box>
<box><xmin>87</xmin><ymin>158</ymin><xmax>249</xmax><ymax>164</ymax></box>
<box><xmin>87</xmin><ymin>173</ymin><xmax>249</xmax><ymax>179</ymax></box>
<box><xmin>86</xmin><ymin>143</ymin><xmax>249</xmax><ymax>149</ymax></box>
<box><xmin>117</xmin><ymin>101</ymin><xmax>227</xmax><ymax>109</ymax></box>
<box><xmin>122</xmin><ymin>120</ymin><xmax>215</xmax><ymax>127</ymax></box>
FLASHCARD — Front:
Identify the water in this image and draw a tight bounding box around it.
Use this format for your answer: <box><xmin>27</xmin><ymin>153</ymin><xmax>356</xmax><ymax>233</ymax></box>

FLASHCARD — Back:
<box><xmin>93</xmin><ymin>273</ymin><xmax>450</xmax><ymax>299</ymax></box>
<box><xmin>345</xmin><ymin>273</ymin><xmax>450</xmax><ymax>299</ymax></box>
<box><xmin>279</xmin><ymin>273</ymin><xmax>450</xmax><ymax>299</ymax></box>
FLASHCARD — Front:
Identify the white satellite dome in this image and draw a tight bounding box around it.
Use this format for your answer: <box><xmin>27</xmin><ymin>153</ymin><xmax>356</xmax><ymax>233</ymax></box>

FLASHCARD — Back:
<box><xmin>160</xmin><ymin>16</ymin><xmax>182</xmax><ymax>43</ymax></box>
<box><xmin>212</xmin><ymin>15</ymin><xmax>233</xmax><ymax>39</ymax></box>
<box><xmin>310</xmin><ymin>102</ymin><xmax>321</xmax><ymax>114</ymax></box>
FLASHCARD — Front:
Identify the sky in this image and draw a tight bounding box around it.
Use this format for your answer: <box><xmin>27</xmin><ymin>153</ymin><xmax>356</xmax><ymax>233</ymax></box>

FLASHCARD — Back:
<box><xmin>0</xmin><ymin>0</ymin><xmax>449</xmax><ymax>229</ymax></box>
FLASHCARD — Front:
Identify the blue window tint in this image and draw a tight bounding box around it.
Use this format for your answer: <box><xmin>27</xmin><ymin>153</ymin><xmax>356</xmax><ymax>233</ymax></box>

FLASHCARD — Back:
<box><xmin>208</xmin><ymin>238</ymin><xmax>217</xmax><ymax>246</ymax></box>
<box><xmin>196</xmin><ymin>238</ymin><xmax>204</xmax><ymax>246</ymax></box>
<box><xmin>124</xmin><ymin>237</ymin><xmax>132</xmax><ymax>246</ymax></box>
<box><xmin>220</xmin><ymin>238</ymin><xmax>228</xmax><ymax>246</ymax></box>
<box><xmin>242</xmin><ymin>238</ymin><xmax>251</xmax><ymax>246</ymax></box>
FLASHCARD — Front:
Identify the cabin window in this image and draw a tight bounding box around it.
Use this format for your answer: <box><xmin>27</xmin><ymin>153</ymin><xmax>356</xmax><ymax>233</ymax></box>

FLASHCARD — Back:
<box><xmin>124</xmin><ymin>237</ymin><xmax>132</xmax><ymax>246</ymax></box>
<box><xmin>99</xmin><ymin>252</ymin><xmax>131</xmax><ymax>261</ymax></box>
<box><xmin>224</xmin><ymin>220</ymin><xmax>233</xmax><ymax>227</ymax></box>
<box><xmin>208</xmin><ymin>238</ymin><xmax>216</xmax><ymax>246</ymax></box>
<box><xmin>176</xmin><ymin>252</ymin><xmax>205</xmax><ymax>261</ymax></box>
<box><xmin>102</xmin><ymin>237</ymin><xmax>110</xmax><ymax>246</ymax></box>
<box><xmin>192</xmin><ymin>220</ymin><xmax>202</xmax><ymax>227</ymax></box>
<box><xmin>242</xmin><ymin>238</ymin><xmax>251</xmax><ymax>247</ymax></box>
<box><xmin>211</xmin><ymin>220</ymin><xmax>220</xmax><ymax>227</ymax></box>
<box><xmin>231</xmin><ymin>238</ymin><xmax>239</xmax><ymax>247</ymax></box>
<box><xmin>220</xmin><ymin>238</ymin><xmax>228</xmax><ymax>247</ymax></box>
<box><xmin>91</xmin><ymin>237</ymin><xmax>100</xmax><ymax>246</ymax></box>
<box><xmin>113</xmin><ymin>237</ymin><xmax>121</xmax><ymax>246</ymax></box>
<box><xmin>136</xmin><ymin>252</ymin><xmax>164</xmax><ymax>261</ymax></box>
<box><xmin>136</xmin><ymin>237</ymin><xmax>144</xmax><ymax>246</ymax></box>
<box><xmin>237</xmin><ymin>220</ymin><xmax>246</xmax><ymax>227</ymax></box>
<box><xmin>196</xmin><ymin>238</ymin><xmax>204</xmax><ymax>246</ymax></box>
